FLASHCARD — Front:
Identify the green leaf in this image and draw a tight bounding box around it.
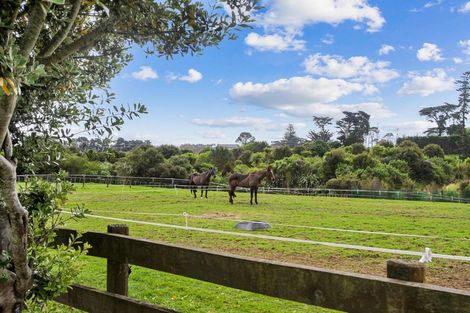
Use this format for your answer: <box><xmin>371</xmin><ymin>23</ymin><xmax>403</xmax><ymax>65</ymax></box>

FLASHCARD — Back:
<box><xmin>43</xmin><ymin>0</ymin><xmax>66</xmax><ymax>4</ymax></box>
<box><xmin>96</xmin><ymin>0</ymin><xmax>110</xmax><ymax>16</ymax></box>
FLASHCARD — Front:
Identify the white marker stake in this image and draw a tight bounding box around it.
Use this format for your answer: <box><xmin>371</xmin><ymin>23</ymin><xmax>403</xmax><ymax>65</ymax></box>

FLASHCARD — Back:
<box><xmin>419</xmin><ymin>247</ymin><xmax>432</xmax><ymax>263</ymax></box>
<box><xmin>183</xmin><ymin>212</ymin><xmax>189</xmax><ymax>228</ymax></box>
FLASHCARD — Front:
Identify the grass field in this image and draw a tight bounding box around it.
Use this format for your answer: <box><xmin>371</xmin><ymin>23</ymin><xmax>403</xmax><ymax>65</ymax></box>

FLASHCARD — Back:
<box><xmin>58</xmin><ymin>183</ymin><xmax>470</xmax><ymax>312</ymax></box>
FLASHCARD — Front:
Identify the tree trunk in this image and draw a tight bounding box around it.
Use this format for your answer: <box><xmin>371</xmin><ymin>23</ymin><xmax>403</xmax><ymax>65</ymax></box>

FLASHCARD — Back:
<box><xmin>0</xmin><ymin>94</ymin><xmax>32</xmax><ymax>312</ymax></box>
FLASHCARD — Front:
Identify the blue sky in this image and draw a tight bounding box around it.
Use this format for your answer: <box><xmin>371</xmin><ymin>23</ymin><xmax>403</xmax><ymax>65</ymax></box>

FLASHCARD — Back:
<box><xmin>109</xmin><ymin>0</ymin><xmax>470</xmax><ymax>145</ymax></box>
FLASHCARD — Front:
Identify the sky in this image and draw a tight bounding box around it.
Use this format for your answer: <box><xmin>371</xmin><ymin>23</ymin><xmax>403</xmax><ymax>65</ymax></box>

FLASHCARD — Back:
<box><xmin>109</xmin><ymin>0</ymin><xmax>470</xmax><ymax>145</ymax></box>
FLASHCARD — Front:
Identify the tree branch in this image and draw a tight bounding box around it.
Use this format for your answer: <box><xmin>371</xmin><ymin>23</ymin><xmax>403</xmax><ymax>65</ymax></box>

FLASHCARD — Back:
<box><xmin>2</xmin><ymin>131</ymin><xmax>13</xmax><ymax>161</ymax></box>
<box><xmin>41</xmin><ymin>19</ymin><xmax>114</xmax><ymax>65</ymax></box>
<box><xmin>0</xmin><ymin>0</ymin><xmax>21</xmax><ymax>47</ymax></box>
<box><xmin>18</xmin><ymin>1</ymin><xmax>51</xmax><ymax>58</ymax></box>
<box><xmin>39</xmin><ymin>0</ymin><xmax>82</xmax><ymax>58</ymax></box>
<box><xmin>0</xmin><ymin>94</ymin><xmax>18</xmax><ymax>152</ymax></box>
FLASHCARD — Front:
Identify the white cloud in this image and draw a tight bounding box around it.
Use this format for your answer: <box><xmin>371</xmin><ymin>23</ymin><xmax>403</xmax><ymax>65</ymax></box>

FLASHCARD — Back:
<box><xmin>168</xmin><ymin>69</ymin><xmax>203</xmax><ymax>83</ymax></box>
<box><xmin>379</xmin><ymin>44</ymin><xmax>395</xmax><ymax>55</ymax></box>
<box><xmin>417</xmin><ymin>43</ymin><xmax>444</xmax><ymax>62</ymax></box>
<box><xmin>398</xmin><ymin>68</ymin><xmax>454</xmax><ymax>96</ymax></box>
<box><xmin>229</xmin><ymin>76</ymin><xmax>393</xmax><ymax>118</ymax></box>
<box><xmin>384</xmin><ymin>120</ymin><xmax>434</xmax><ymax>136</ymax></box>
<box><xmin>245</xmin><ymin>32</ymin><xmax>305</xmax><ymax>52</ymax></box>
<box><xmin>257</xmin><ymin>0</ymin><xmax>385</xmax><ymax>33</ymax></box>
<box><xmin>132</xmin><ymin>66</ymin><xmax>158</xmax><ymax>81</ymax></box>
<box><xmin>459</xmin><ymin>40</ymin><xmax>470</xmax><ymax>55</ymax></box>
<box><xmin>458</xmin><ymin>2</ymin><xmax>470</xmax><ymax>13</ymax></box>
<box><xmin>179</xmin><ymin>69</ymin><xmax>203</xmax><ymax>83</ymax></box>
<box><xmin>230</xmin><ymin>76</ymin><xmax>365</xmax><ymax>105</ymax></box>
<box><xmin>454</xmin><ymin>57</ymin><xmax>464</xmax><ymax>64</ymax></box>
<box><xmin>192</xmin><ymin>116</ymin><xmax>275</xmax><ymax>129</ymax></box>
<box><xmin>303</xmin><ymin>53</ymin><xmax>399</xmax><ymax>83</ymax></box>
<box><xmin>321</xmin><ymin>34</ymin><xmax>335</xmax><ymax>45</ymax></box>
<box><xmin>411</xmin><ymin>0</ymin><xmax>443</xmax><ymax>12</ymax></box>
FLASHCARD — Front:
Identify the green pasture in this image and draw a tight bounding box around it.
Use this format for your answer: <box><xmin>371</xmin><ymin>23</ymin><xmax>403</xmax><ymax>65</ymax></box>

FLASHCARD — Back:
<box><xmin>57</xmin><ymin>183</ymin><xmax>470</xmax><ymax>312</ymax></box>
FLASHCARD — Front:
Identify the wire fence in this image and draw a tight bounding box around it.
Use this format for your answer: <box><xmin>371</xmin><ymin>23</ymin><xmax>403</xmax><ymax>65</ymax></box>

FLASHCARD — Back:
<box><xmin>17</xmin><ymin>174</ymin><xmax>470</xmax><ymax>204</ymax></box>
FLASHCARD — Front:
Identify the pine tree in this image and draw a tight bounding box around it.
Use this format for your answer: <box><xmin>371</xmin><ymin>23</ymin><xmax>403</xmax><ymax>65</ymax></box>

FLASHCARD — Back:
<box><xmin>455</xmin><ymin>72</ymin><xmax>470</xmax><ymax>137</ymax></box>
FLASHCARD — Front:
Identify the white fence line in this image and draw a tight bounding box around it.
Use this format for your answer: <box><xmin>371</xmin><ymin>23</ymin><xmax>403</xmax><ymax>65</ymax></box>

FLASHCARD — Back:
<box><xmin>89</xmin><ymin>209</ymin><xmax>453</xmax><ymax>240</ymax></box>
<box><xmin>19</xmin><ymin>174</ymin><xmax>470</xmax><ymax>204</ymax></box>
<box><xmin>60</xmin><ymin>211</ymin><xmax>470</xmax><ymax>262</ymax></box>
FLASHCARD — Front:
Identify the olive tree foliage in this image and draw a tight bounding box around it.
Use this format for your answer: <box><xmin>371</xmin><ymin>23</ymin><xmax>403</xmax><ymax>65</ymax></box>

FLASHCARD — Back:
<box><xmin>0</xmin><ymin>0</ymin><xmax>258</xmax><ymax>310</ymax></box>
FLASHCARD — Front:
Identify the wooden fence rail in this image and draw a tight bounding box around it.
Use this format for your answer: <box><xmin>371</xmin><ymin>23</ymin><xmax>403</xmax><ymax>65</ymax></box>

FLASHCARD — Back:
<box><xmin>54</xmin><ymin>227</ymin><xmax>470</xmax><ymax>313</ymax></box>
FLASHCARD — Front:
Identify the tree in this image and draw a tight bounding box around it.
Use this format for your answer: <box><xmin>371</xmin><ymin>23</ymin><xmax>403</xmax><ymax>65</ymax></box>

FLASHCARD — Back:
<box><xmin>235</xmin><ymin>132</ymin><xmax>255</xmax><ymax>145</ymax></box>
<box><xmin>307</xmin><ymin>116</ymin><xmax>333</xmax><ymax>142</ymax></box>
<box><xmin>382</xmin><ymin>132</ymin><xmax>395</xmax><ymax>145</ymax></box>
<box><xmin>419</xmin><ymin>103</ymin><xmax>458</xmax><ymax>136</ymax></box>
<box><xmin>336</xmin><ymin>111</ymin><xmax>370</xmax><ymax>145</ymax></box>
<box><xmin>366</xmin><ymin>126</ymin><xmax>379</xmax><ymax>147</ymax></box>
<box><xmin>210</xmin><ymin>146</ymin><xmax>233</xmax><ymax>171</ymax></box>
<box><xmin>454</xmin><ymin>72</ymin><xmax>470</xmax><ymax>137</ymax></box>
<box><xmin>0</xmin><ymin>0</ymin><xmax>257</xmax><ymax>309</ymax></box>
<box><xmin>277</xmin><ymin>123</ymin><xmax>303</xmax><ymax>147</ymax></box>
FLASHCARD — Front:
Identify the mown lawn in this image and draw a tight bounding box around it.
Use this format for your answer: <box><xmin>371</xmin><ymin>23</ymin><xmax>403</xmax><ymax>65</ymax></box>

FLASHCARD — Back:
<box><xmin>56</xmin><ymin>183</ymin><xmax>470</xmax><ymax>312</ymax></box>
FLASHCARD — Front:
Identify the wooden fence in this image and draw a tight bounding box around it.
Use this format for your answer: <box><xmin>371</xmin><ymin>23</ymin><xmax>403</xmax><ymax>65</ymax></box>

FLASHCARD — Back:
<box><xmin>53</xmin><ymin>226</ymin><xmax>470</xmax><ymax>313</ymax></box>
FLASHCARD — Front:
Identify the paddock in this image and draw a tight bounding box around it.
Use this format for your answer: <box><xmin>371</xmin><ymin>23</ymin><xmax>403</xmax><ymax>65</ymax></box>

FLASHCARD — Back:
<box><xmin>58</xmin><ymin>183</ymin><xmax>470</xmax><ymax>312</ymax></box>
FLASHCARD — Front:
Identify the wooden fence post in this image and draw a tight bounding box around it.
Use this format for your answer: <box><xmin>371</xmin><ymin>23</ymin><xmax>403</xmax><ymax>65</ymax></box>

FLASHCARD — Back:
<box><xmin>386</xmin><ymin>259</ymin><xmax>425</xmax><ymax>283</ymax></box>
<box><xmin>107</xmin><ymin>224</ymin><xmax>130</xmax><ymax>296</ymax></box>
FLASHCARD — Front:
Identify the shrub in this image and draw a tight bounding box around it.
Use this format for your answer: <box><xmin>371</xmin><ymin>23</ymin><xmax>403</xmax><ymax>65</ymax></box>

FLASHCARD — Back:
<box><xmin>353</xmin><ymin>152</ymin><xmax>375</xmax><ymax>169</ymax></box>
<box><xmin>423</xmin><ymin>144</ymin><xmax>445</xmax><ymax>158</ymax></box>
<box><xmin>322</xmin><ymin>148</ymin><xmax>349</xmax><ymax>180</ymax></box>
<box><xmin>305</xmin><ymin>140</ymin><xmax>330</xmax><ymax>157</ymax></box>
<box><xmin>443</xmin><ymin>183</ymin><xmax>460</xmax><ymax>197</ymax></box>
<box><xmin>19</xmin><ymin>173</ymin><xmax>89</xmax><ymax>311</ymax></box>
<box><xmin>326</xmin><ymin>178</ymin><xmax>361</xmax><ymax>190</ymax></box>
<box><xmin>272</xmin><ymin>146</ymin><xmax>292</xmax><ymax>160</ymax></box>
<box><xmin>210</xmin><ymin>146</ymin><xmax>233</xmax><ymax>171</ymax></box>
<box><xmin>238</xmin><ymin>150</ymin><xmax>253</xmax><ymax>166</ymax></box>
<box><xmin>460</xmin><ymin>181</ymin><xmax>470</xmax><ymax>198</ymax></box>
<box><xmin>350</xmin><ymin>143</ymin><xmax>366</xmax><ymax>154</ymax></box>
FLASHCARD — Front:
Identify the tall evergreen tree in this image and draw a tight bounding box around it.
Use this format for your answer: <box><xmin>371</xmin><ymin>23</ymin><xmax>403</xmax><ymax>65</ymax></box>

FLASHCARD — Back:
<box><xmin>455</xmin><ymin>72</ymin><xmax>470</xmax><ymax>137</ymax></box>
<box><xmin>281</xmin><ymin>124</ymin><xmax>303</xmax><ymax>147</ymax></box>
<box><xmin>419</xmin><ymin>103</ymin><xmax>458</xmax><ymax>136</ymax></box>
<box><xmin>336</xmin><ymin>111</ymin><xmax>370</xmax><ymax>145</ymax></box>
<box><xmin>307</xmin><ymin>116</ymin><xmax>333</xmax><ymax>142</ymax></box>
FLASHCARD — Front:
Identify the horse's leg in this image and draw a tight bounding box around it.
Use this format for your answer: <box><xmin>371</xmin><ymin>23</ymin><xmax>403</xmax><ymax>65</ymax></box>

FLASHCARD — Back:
<box><xmin>229</xmin><ymin>188</ymin><xmax>233</xmax><ymax>204</ymax></box>
<box><xmin>229</xmin><ymin>185</ymin><xmax>235</xmax><ymax>204</ymax></box>
<box><xmin>205</xmin><ymin>186</ymin><xmax>208</xmax><ymax>198</ymax></box>
<box><xmin>250</xmin><ymin>187</ymin><xmax>254</xmax><ymax>205</ymax></box>
<box><xmin>255</xmin><ymin>187</ymin><xmax>258</xmax><ymax>205</ymax></box>
<box><xmin>193</xmin><ymin>186</ymin><xmax>197</xmax><ymax>198</ymax></box>
<box><xmin>200</xmin><ymin>187</ymin><xmax>204</xmax><ymax>198</ymax></box>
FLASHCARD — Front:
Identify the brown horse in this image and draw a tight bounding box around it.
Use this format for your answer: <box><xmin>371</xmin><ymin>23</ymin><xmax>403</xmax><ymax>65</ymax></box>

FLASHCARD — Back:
<box><xmin>189</xmin><ymin>168</ymin><xmax>216</xmax><ymax>198</ymax></box>
<box><xmin>228</xmin><ymin>166</ymin><xmax>275</xmax><ymax>205</ymax></box>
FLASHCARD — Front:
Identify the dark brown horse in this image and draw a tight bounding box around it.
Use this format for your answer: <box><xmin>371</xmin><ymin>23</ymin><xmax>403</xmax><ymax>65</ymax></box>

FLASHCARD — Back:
<box><xmin>189</xmin><ymin>168</ymin><xmax>216</xmax><ymax>198</ymax></box>
<box><xmin>228</xmin><ymin>166</ymin><xmax>275</xmax><ymax>205</ymax></box>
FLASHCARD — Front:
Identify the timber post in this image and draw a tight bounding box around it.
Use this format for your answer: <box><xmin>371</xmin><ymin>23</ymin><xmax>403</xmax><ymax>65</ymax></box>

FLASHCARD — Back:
<box><xmin>387</xmin><ymin>259</ymin><xmax>425</xmax><ymax>283</ymax></box>
<box><xmin>107</xmin><ymin>224</ymin><xmax>130</xmax><ymax>296</ymax></box>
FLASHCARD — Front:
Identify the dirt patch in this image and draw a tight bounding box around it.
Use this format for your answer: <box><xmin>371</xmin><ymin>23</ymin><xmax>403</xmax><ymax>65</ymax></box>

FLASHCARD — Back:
<box><xmin>193</xmin><ymin>244</ymin><xmax>470</xmax><ymax>291</ymax></box>
<box><xmin>199</xmin><ymin>212</ymin><xmax>240</xmax><ymax>220</ymax></box>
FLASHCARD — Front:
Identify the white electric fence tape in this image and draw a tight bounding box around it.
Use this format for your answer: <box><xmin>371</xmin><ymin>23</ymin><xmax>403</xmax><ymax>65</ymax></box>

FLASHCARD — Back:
<box><xmin>61</xmin><ymin>211</ymin><xmax>470</xmax><ymax>262</ymax></box>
